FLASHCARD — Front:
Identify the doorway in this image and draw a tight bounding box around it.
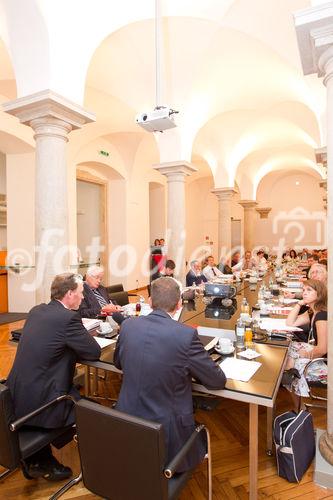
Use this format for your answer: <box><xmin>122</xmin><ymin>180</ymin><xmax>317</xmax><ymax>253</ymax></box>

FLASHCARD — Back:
<box><xmin>76</xmin><ymin>177</ymin><xmax>108</xmax><ymax>272</ymax></box>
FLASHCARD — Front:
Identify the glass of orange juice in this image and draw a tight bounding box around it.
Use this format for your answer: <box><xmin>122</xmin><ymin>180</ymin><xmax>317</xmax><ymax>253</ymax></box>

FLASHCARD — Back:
<box><xmin>245</xmin><ymin>327</ymin><xmax>253</xmax><ymax>344</ymax></box>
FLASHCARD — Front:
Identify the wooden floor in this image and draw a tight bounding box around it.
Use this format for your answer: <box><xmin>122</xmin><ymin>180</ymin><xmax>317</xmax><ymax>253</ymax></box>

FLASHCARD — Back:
<box><xmin>0</xmin><ymin>318</ymin><xmax>332</xmax><ymax>499</ymax></box>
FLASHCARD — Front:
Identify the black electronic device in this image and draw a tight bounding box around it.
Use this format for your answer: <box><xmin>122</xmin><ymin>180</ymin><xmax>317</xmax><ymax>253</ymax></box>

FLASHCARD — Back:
<box><xmin>204</xmin><ymin>283</ymin><xmax>236</xmax><ymax>299</ymax></box>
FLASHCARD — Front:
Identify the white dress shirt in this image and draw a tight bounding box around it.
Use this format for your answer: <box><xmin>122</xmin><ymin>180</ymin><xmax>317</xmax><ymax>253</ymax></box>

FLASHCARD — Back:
<box><xmin>202</xmin><ymin>265</ymin><xmax>223</xmax><ymax>281</ymax></box>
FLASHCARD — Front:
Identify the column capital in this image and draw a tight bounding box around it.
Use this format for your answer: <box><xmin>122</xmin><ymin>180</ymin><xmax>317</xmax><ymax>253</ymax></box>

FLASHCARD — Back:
<box><xmin>320</xmin><ymin>179</ymin><xmax>327</xmax><ymax>190</ymax></box>
<box><xmin>211</xmin><ymin>187</ymin><xmax>236</xmax><ymax>201</ymax></box>
<box><xmin>153</xmin><ymin>161</ymin><xmax>197</xmax><ymax>179</ymax></box>
<box><xmin>294</xmin><ymin>4</ymin><xmax>333</xmax><ymax>76</ymax></box>
<box><xmin>2</xmin><ymin>89</ymin><xmax>95</xmax><ymax>130</ymax></box>
<box><xmin>256</xmin><ymin>207</ymin><xmax>271</xmax><ymax>219</ymax></box>
<box><xmin>239</xmin><ymin>199</ymin><xmax>258</xmax><ymax>210</ymax></box>
<box><xmin>316</xmin><ymin>146</ymin><xmax>327</xmax><ymax>165</ymax></box>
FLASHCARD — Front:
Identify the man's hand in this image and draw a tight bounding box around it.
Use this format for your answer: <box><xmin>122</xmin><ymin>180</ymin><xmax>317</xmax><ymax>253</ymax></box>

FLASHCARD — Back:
<box><xmin>101</xmin><ymin>304</ymin><xmax>122</xmax><ymax>314</ymax></box>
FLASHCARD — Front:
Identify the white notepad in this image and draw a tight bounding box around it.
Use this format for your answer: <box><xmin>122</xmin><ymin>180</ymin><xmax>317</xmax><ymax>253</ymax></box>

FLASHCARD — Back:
<box><xmin>94</xmin><ymin>337</ymin><xmax>117</xmax><ymax>349</ymax></box>
<box><xmin>219</xmin><ymin>357</ymin><xmax>261</xmax><ymax>382</ymax></box>
<box><xmin>82</xmin><ymin>318</ymin><xmax>101</xmax><ymax>330</ymax></box>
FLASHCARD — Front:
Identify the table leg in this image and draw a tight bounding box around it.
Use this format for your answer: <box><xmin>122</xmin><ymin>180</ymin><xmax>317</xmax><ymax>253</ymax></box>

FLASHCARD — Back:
<box><xmin>84</xmin><ymin>365</ymin><xmax>91</xmax><ymax>397</ymax></box>
<box><xmin>249</xmin><ymin>403</ymin><xmax>258</xmax><ymax>500</ymax></box>
<box><xmin>266</xmin><ymin>407</ymin><xmax>273</xmax><ymax>455</ymax></box>
<box><xmin>92</xmin><ymin>368</ymin><xmax>98</xmax><ymax>395</ymax></box>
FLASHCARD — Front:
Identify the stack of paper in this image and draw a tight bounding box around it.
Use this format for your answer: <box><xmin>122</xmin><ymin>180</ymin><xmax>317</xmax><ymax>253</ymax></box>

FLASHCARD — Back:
<box><xmin>266</xmin><ymin>305</ymin><xmax>293</xmax><ymax>315</ymax></box>
<box><xmin>259</xmin><ymin>317</ymin><xmax>303</xmax><ymax>332</ymax></box>
<box><xmin>219</xmin><ymin>357</ymin><xmax>261</xmax><ymax>382</ymax></box>
<box><xmin>82</xmin><ymin>318</ymin><xmax>101</xmax><ymax>331</ymax></box>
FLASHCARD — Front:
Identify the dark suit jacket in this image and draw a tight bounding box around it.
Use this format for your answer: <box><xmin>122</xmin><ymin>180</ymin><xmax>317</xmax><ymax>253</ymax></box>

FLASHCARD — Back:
<box><xmin>114</xmin><ymin>309</ymin><xmax>226</xmax><ymax>471</ymax></box>
<box><xmin>185</xmin><ymin>270</ymin><xmax>207</xmax><ymax>287</ymax></box>
<box><xmin>7</xmin><ymin>300</ymin><xmax>101</xmax><ymax>428</ymax></box>
<box><xmin>78</xmin><ymin>282</ymin><xmax>110</xmax><ymax>318</ymax></box>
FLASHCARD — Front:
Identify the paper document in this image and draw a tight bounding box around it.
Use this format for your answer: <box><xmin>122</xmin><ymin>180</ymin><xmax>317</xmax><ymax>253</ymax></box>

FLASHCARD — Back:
<box><xmin>283</xmin><ymin>298</ymin><xmax>300</xmax><ymax>305</ymax></box>
<box><xmin>284</xmin><ymin>281</ymin><xmax>303</xmax><ymax>288</ymax></box>
<box><xmin>266</xmin><ymin>305</ymin><xmax>293</xmax><ymax>314</ymax></box>
<box><xmin>197</xmin><ymin>326</ymin><xmax>236</xmax><ymax>342</ymax></box>
<box><xmin>219</xmin><ymin>357</ymin><xmax>261</xmax><ymax>382</ymax></box>
<box><xmin>94</xmin><ymin>337</ymin><xmax>117</xmax><ymax>349</ymax></box>
<box><xmin>259</xmin><ymin>318</ymin><xmax>303</xmax><ymax>332</ymax></box>
<box><xmin>238</xmin><ymin>349</ymin><xmax>261</xmax><ymax>360</ymax></box>
<box><xmin>82</xmin><ymin>318</ymin><xmax>101</xmax><ymax>331</ymax></box>
<box><xmin>280</xmin><ymin>287</ymin><xmax>303</xmax><ymax>294</ymax></box>
<box><xmin>199</xmin><ymin>336</ymin><xmax>219</xmax><ymax>351</ymax></box>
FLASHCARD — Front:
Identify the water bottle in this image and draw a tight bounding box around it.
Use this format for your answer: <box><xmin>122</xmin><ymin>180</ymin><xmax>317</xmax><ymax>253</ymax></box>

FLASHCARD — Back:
<box><xmin>241</xmin><ymin>298</ymin><xmax>249</xmax><ymax>315</ymax></box>
<box><xmin>236</xmin><ymin>317</ymin><xmax>245</xmax><ymax>348</ymax></box>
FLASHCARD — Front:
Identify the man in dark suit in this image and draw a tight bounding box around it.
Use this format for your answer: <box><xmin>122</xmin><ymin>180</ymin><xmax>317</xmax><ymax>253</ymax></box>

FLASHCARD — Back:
<box><xmin>79</xmin><ymin>265</ymin><xmax>123</xmax><ymax>318</ymax></box>
<box><xmin>7</xmin><ymin>273</ymin><xmax>101</xmax><ymax>481</ymax></box>
<box><xmin>151</xmin><ymin>258</ymin><xmax>176</xmax><ymax>281</ymax></box>
<box><xmin>186</xmin><ymin>260</ymin><xmax>207</xmax><ymax>286</ymax></box>
<box><xmin>114</xmin><ymin>277</ymin><xmax>226</xmax><ymax>472</ymax></box>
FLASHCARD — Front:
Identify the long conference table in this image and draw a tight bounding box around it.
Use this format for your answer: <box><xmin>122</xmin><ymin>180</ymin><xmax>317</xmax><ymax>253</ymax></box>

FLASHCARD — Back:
<box><xmin>79</xmin><ymin>278</ymin><xmax>289</xmax><ymax>500</ymax></box>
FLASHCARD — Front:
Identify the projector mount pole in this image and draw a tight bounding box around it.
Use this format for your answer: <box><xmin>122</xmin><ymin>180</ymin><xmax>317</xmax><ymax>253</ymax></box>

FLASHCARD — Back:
<box><xmin>155</xmin><ymin>0</ymin><xmax>162</xmax><ymax>109</ymax></box>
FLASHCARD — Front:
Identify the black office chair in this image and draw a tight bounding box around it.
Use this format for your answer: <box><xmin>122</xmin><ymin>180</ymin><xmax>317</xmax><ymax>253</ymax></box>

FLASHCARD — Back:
<box><xmin>0</xmin><ymin>382</ymin><xmax>77</xmax><ymax>493</ymax></box>
<box><xmin>59</xmin><ymin>399</ymin><xmax>212</xmax><ymax>500</ymax></box>
<box><xmin>106</xmin><ymin>283</ymin><xmax>124</xmax><ymax>295</ymax></box>
<box><xmin>106</xmin><ymin>283</ymin><xmax>141</xmax><ymax>306</ymax></box>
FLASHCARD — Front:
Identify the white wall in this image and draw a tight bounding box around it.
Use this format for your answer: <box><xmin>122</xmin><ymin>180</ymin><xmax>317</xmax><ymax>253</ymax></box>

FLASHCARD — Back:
<box><xmin>76</xmin><ymin>180</ymin><xmax>101</xmax><ymax>262</ymax></box>
<box><xmin>186</xmin><ymin>177</ymin><xmax>244</xmax><ymax>264</ymax></box>
<box><xmin>0</xmin><ymin>152</ymin><xmax>6</xmax><ymax>249</ymax></box>
<box><xmin>6</xmin><ymin>153</ymin><xmax>36</xmax><ymax>312</ymax></box>
<box><xmin>255</xmin><ymin>171</ymin><xmax>326</xmax><ymax>253</ymax></box>
<box><xmin>149</xmin><ymin>183</ymin><xmax>166</xmax><ymax>244</ymax></box>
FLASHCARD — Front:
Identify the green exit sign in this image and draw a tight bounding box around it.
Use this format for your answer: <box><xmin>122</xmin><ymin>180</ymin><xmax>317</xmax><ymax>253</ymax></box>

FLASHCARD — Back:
<box><xmin>98</xmin><ymin>150</ymin><xmax>110</xmax><ymax>157</ymax></box>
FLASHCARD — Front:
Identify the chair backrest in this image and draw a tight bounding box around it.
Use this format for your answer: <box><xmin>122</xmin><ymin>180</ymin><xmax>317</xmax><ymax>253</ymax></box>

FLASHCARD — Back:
<box><xmin>106</xmin><ymin>283</ymin><xmax>124</xmax><ymax>295</ymax></box>
<box><xmin>108</xmin><ymin>290</ymin><xmax>129</xmax><ymax>306</ymax></box>
<box><xmin>0</xmin><ymin>383</ymin><xmax>21</xmax><ymax>470</ymax></box>
<box><xmin>75</xmin><ymin>399</ymin><xmax>168</xmax><ymax>500</ymax></box>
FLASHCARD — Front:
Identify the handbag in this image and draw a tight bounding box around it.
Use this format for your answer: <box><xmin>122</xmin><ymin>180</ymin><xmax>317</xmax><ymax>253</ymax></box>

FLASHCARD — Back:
<box><xmin>273</xmin><ymin>410</ymin><xmax>315</xmax><ymax>482</ymax></box>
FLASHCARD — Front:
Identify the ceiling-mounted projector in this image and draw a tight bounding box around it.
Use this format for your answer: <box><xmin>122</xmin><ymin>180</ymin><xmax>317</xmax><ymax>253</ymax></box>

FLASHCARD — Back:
<box><xmin>136</xmin><ymin>107</ymin><xmax>178</xmax><ymax>132</ymax></box>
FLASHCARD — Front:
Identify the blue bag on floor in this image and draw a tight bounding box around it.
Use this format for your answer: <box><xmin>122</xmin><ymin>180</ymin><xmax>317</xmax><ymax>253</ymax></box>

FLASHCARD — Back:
<box><xmin>273</xmin><ymin>410</ymin><xmax>315</xmax><ymax>482</ymax></box>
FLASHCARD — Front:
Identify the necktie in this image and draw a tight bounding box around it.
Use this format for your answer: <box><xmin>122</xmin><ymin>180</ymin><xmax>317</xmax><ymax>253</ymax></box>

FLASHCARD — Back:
<box><xmin>92</xmin><ymin>288</ymin><xmax>108</xmax><ymax>307</ymax></box>
<box><xmin>212</xmin><ymin>267</ymin><xmax>217</xmax><ymax>276</ymax></box>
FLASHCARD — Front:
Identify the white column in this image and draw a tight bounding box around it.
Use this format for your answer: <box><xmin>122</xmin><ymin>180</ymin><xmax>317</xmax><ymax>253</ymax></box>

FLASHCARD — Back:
<box><xmin>294</xmin><ymin>6</ymin><xmax>333</xmax><ymax>466</ymax></box>
<box><xmin>3</xmin><ymin>90</ymin><xmax>95</xmax><ymax>303</ymax></box>
<box><xmin>211</xmin><ymin>188</ymin><xmax>236</xmax><ymax>259</ymax></box>
<box><xmin>318</xmin><ymin>45</ymin><xmax>333</xmax><ymax>461</ymax></box>
<box><xmin>153</xmin><ymin>161</ymin><xmax>197</xmax><ymax>282</ymax></box>
<box><xmin>239</xmin><ymin>200</ymin><xmax>258</xmax><ymax>252</ymax></box>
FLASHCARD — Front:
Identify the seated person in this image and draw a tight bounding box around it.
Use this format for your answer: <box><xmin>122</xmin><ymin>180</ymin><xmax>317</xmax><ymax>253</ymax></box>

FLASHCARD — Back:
<box><xmin>79</xmin><ymin>266</ymin><xmax>123</xmax><ymax>320</ymax></box>
<box><xmin>289</xmin><ymin>249</ymin><xmax>298</xmax><ymax>260</ymax></box>
<box><xmin>114</xmin><ymin>277</ymin><xmax>226</xmax><ymax>472</ymax></box>
<box><xmin>232</xmin><ymin>250</ymin><xmax>256</xmax><ymax>271</ymax></box>
<box><xmin>303</xmin><ymin>254</ymin><xmax>319</xmax><ymax>276</ymax></box>
<box><xmin>151</xmin><ymin>258</ymin><xmax>175</xmax><ymax>281</ymax></box>
<box><xmin>6</xmin><ymin>273</ymin><xmax>101</xmax><ymax>481</ymax></box>
<box><xmin>218</xmin><ymin>257</ymin><xmax>233</xmax><ymax>275</ymax></box>
<box><xmin>254</xmin><ymin>249</ymin><xmax>268</xmax><ymax>271</ymax></box>
<box><xmin>186</xmin><ymin>260</ymin><xmax>207</xmax><ymax>286</ymax></box>
<box><xmin>284</xmin><ymin>279</ymin><xmax>327</xmax><ymax>404</ymax></box>
<box><xmin>231</xmin><ymin>251</ymin><xmax>241</xmax><ymax>267</ymax></box>
<box><xmin>202</xmin><ymin>255</ymin><xmax>223</xmax><ymax>280</ymax></box>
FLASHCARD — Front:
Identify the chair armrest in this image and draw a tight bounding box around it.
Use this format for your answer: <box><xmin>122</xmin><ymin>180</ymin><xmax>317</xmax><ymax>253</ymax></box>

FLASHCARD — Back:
<box><xmin>10</xmin><ymin>394</ymin><xmax>77</xmax><ymax>431</ymax></box>
<box><xmin>303</xmin><ymin>357</ymin><xmax>327</xmax><ymax>378</ymax></box>
<box><xmin>164</xmin><ymin>424</ymin><xmax>206</xmax><ymax>478</ymax></box>
<box><xmin>0</xmin><ymin>378</ymin><xmax>7</xmax><ymax>384</ymax></box>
